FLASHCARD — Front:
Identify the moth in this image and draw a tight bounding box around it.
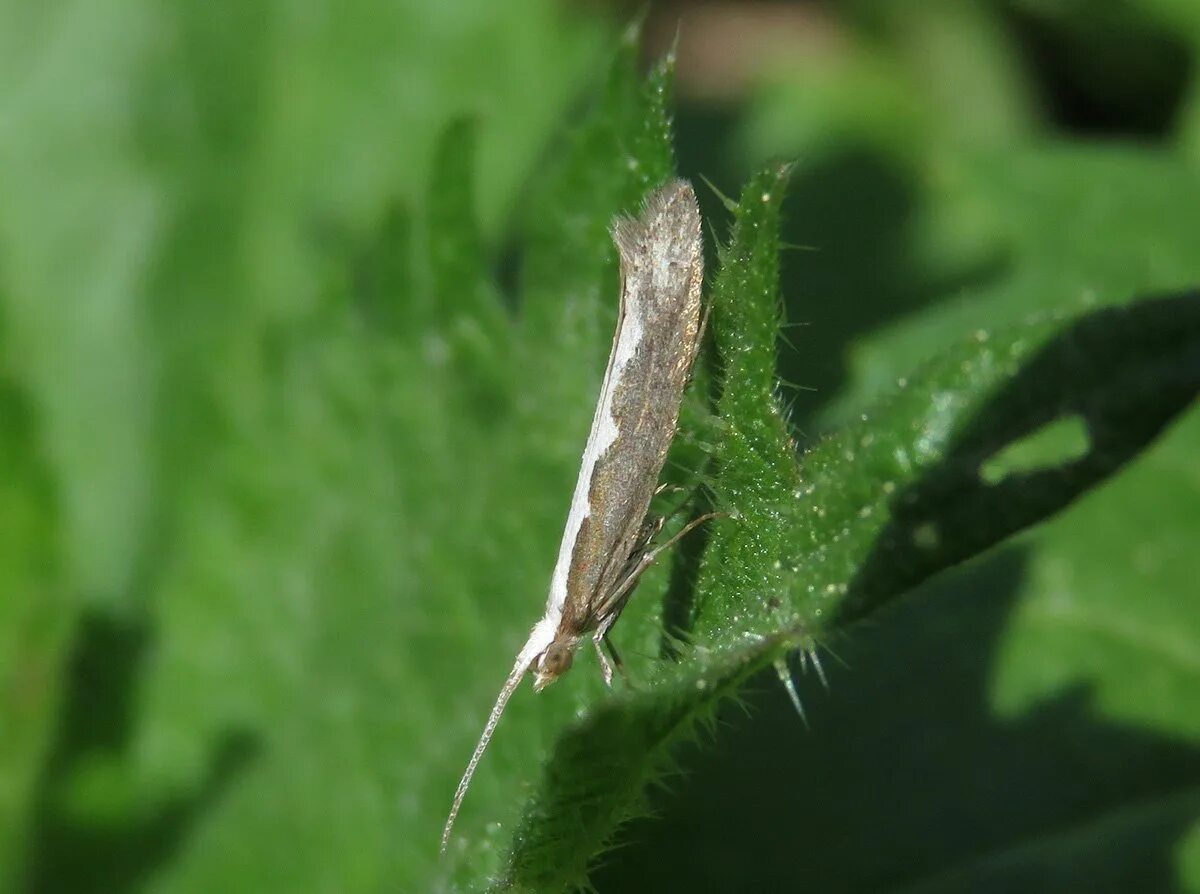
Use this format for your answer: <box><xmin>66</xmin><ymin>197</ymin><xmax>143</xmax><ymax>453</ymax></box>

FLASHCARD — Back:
<box><xmin>441</xmin><ymin>179</ymin><xmax>707</xmax><ymax>852</ymax></box>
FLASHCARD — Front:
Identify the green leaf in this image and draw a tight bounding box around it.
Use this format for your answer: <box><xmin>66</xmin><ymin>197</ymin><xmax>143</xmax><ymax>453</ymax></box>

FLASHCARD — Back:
<box><xmin>0</xmin><ymin>371</ymin><xmax>68</xmax><ymax>883</ymax></box>
<box><xmin>0</xmin><ymin>0</ymin><xmax>610</xmax><ymax>890</ymax></box>
<box><xmin>492</xmin><ymin>145</ymin><xmax>1200</xmax><ymax>888</ymax></box>
<box><xmin>597</xmin><ymin>75</ymin><xmax>1200</xmax><ymax>894</ymax></box>
<box><xmin>834</xmin><ymin>144</ymin><xmax>1200</xmax><ymax>407</ymax></box>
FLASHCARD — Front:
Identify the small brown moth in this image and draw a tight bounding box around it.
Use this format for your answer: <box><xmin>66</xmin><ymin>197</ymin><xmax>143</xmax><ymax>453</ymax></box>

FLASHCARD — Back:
<box><xmin>441</xmin><ymin>179</ymin><xmax>707</xmax><ymax>852</ymax></box>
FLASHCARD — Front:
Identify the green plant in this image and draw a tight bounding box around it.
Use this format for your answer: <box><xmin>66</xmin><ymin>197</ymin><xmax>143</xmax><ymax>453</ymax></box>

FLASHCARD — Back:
<box><xmin>2</xmin><ymin>10</ymin><xmax>1199</xmax><ymax>894</ymax></box>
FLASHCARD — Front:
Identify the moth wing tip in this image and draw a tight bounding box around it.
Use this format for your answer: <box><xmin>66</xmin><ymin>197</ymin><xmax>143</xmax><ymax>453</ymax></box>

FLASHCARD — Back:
<box><xmin>645</xmin><ymin>178</ymin><xmax>696</xmax><ymax>216</ymax></box>
<box><xmin>610</xmin><ymin>214</ymin><xmax>643</xmax><ymax>259</ymax></box>
<box><xmin>611</xmin><ymin>178</ymin><xmax>700</xmax><ymax>259</ymax></box>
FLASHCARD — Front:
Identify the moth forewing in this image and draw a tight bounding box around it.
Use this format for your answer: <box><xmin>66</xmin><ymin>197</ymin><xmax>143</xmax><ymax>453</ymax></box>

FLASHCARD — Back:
<box><xmin>441</xmin><ymin>179</ymin><xmax>704</xmax><ymax>853</ymax></box>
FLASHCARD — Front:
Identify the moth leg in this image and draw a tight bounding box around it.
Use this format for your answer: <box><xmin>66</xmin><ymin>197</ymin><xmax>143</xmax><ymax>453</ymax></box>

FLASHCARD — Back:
<box><xmin>593</xmin><ymin>511</ymin><xmax>723</xmax><ymax>622</ymax></box>
<box><xmin>621</xmin><ymin>513</ymin><xmax>665</xmax><ymax>568</ymax></box>
<box><xmin>655</xmin><ymin>488</ymin><xmax>712</xmax><ymax>535</ymax></box>
<box><xmin>591</xmin><ymin>555</ymin><xmax>657</xmax><ymax>629</ymax></box>
<box><xmin>602</xmin><ymin>634</ymin><xmax>629</xmax><ymax>682</ymax></box>
<box><xmin>650</xmin><ymin>511</ymin><xmax>723</xmax><ymax>560</ymax></box>
<box><xmin>652</xmin><ymin>467</ymin><xmax>719</xmax><ymax>544</ymax></box>
<box><xmin>591</xmin><ymin>611</ymin><xmax>631</xmax><ymax>688</ymax></box>
<box><xmin>593</xmin><ymin>638</ymin><xmax>616</xmax><ymax>688</ymax></box>
<box><xmin>656</xmin><ymin>471</ymin><xmax>718</xmax><ymax>529</ymax></box>
<box><xmin>588</xmin><ymin>513</ymin><xmax>725</xmax><ymax>687</ymax></box>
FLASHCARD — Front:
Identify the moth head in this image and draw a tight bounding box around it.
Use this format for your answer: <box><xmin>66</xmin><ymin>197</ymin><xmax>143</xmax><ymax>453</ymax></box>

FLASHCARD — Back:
<box><xmin>533</xmin><ymin>639</ymin><xmax>575</xmax><ymax>691</ymax></box>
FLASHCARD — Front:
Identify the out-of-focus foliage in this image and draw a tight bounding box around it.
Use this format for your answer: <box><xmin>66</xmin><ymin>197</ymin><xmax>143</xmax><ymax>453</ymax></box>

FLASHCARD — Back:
<box><xmin>0</xmin><ymin>1</ymin><xmax>1198</xmax><ymax>893</ymax></box>
<box><xmin>0</xmin><ymin>0</ymin><xmax>607</xmax><ymax>889</ymax></box>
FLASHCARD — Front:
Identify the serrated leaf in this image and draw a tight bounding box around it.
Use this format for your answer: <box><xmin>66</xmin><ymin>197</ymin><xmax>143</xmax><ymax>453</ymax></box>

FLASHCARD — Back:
<box><xmin>489</xmin><ymin>151</ymin><xmax>1200</xmax><ymax>889</ymax></box>
<box><xmin>6</xmin><ymin>8</ymin><xmax>1199</xmax><ymax>894</ymax></box>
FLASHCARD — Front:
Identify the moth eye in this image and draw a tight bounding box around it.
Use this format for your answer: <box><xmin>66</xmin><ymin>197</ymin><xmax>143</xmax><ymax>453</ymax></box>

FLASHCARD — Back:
<box><xmin>541</xmin><ymin>643</ymin><xmax>573</xmax><ymax>676</ymax></box>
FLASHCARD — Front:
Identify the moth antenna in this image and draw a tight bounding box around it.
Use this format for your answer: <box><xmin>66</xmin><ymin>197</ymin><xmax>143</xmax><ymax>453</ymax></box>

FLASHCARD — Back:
<box><xmin>441</xmin><ymin>655</ymin><xmax>531</xmax><ymax>853</ymax></box>
<box><xmin>773</xmin><ymin>656</ymin><xmax>808</xmax><ymax>729</ymax></box>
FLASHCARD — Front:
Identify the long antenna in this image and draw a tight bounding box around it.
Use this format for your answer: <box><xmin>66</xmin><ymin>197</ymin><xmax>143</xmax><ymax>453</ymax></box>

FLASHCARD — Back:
<box><xmin>440</xmin><ymin>655</ymin><xmax>530</xmax><ymax>853</ymax></box>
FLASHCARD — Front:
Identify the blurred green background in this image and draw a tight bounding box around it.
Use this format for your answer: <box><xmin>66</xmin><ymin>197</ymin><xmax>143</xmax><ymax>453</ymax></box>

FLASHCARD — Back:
<box><xmin>1</xmin><ymin>0</ymin><xmax>1199</xmax><ymax>891</ymax></box>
